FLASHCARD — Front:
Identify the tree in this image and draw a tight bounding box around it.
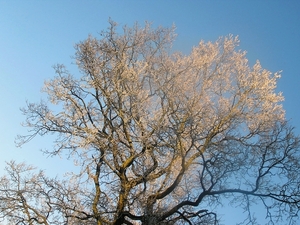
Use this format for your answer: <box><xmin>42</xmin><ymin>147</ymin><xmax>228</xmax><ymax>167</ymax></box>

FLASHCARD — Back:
<box><xmin>1</xmin><ymin>20</ymin><xmax>300</xmax><ymax>224</ymax></box>
<box><xmin>0</xmin><ymin>161</ymin><xmax>96</xmax><ymax>225</ymax></box>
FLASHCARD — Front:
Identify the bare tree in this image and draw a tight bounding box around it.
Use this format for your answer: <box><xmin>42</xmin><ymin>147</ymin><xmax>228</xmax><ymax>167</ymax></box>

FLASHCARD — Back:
<box><xmin>0</xmin><ymin>161</ymin><xmax>99</xmax><ymax>225</ymax></box>
<box><xmin>3</xmin><ymin>20</ymin><xmax>299</xmax><ymax>224</ymax></box>
<box><xmin>0</xmin><ymin>161</ymin><xmax>58</xmax><ymax>225</ymax></box>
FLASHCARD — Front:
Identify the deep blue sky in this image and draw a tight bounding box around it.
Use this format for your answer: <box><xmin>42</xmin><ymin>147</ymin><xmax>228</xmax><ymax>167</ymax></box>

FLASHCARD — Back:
<box><xmin>1</xmin><ymin>1</ymin><xmax>300</xmax><ymax>223</ymax></box>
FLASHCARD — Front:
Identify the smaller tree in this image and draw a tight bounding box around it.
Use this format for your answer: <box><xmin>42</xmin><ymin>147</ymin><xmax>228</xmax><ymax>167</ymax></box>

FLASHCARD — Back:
<box><xmin>0</xmin><ymin>161</ymin><xmax>99</xmax><ymax>225</ymax></box>
<box><xmin>0</xmin><ymin>161</ymin><xmax>54</xmax><ymax>225</ymax></box>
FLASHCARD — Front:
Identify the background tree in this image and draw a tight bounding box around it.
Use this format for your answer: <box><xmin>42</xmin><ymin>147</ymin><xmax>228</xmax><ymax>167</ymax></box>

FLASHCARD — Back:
<box><xmin>0</xmin><ymin>161</ymin><xmax>61</xmax><ymax>225</ymax></box>
<box><xmin>1</xmin><ymin>20</ymin><xmax>299</xmax><ymax>224</ymax></box>
<box><xmin>0</xmin><ymin>161</ymin><xmax>98</xmax><ymax>225</ymax></box>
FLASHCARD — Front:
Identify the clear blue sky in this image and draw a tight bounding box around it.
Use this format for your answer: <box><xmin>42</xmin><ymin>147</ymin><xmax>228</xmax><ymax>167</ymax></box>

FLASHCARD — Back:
<box><xmin>0</xmin><ymin>1</ymin><xmax>299</xmax><ymax>224</ymax></box>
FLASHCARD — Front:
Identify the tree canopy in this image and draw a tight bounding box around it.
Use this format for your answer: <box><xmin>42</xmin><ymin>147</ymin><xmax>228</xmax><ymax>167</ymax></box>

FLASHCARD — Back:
<box><xmin>1</xmin><ymin>20</ymin><xmax>299</xmax><ymax>225</ymax></box>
